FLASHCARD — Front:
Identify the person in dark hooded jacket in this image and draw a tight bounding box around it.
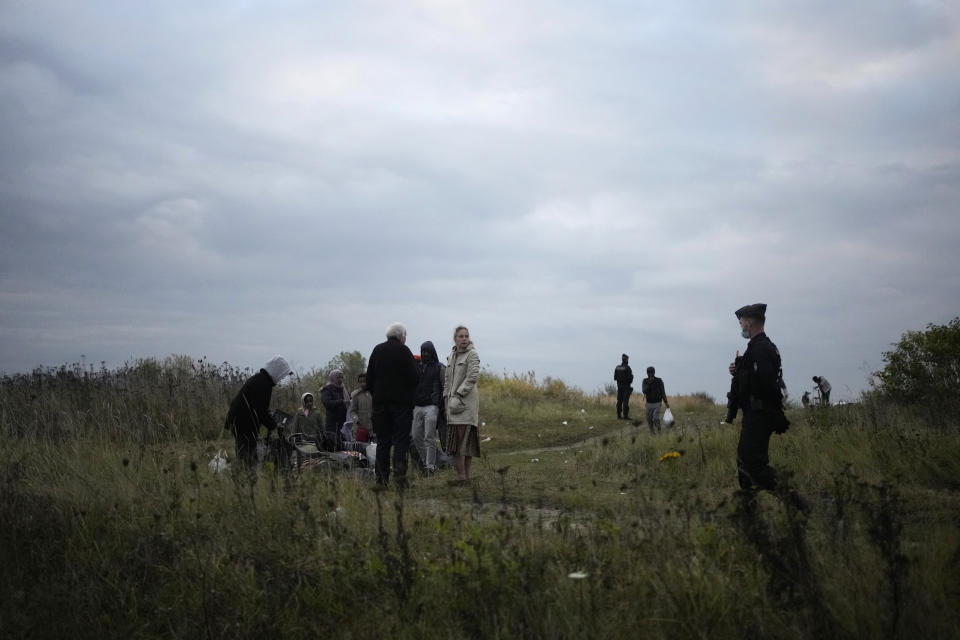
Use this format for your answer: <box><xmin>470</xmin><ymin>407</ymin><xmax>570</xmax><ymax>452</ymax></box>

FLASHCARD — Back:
<box><xmin>224</xmin><ymin>356</ymin><xmax>292</xmax><ymax>467</ymax></box>
<box><xmin>411</xmin><ymin>340</ymin><xmax>445</xmax><ymax>474</ymax></box>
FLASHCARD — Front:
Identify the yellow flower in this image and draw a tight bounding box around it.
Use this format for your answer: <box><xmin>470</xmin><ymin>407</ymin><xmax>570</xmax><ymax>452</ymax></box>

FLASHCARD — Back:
<box><xmin>658</xmin><ymin>451</ymin><xmax>681</xmax><ymax>462</ymax></box>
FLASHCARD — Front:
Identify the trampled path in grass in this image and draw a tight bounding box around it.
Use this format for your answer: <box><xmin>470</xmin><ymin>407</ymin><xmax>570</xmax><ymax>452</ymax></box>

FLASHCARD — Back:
<box><xmin>505</xmin><ymin>419</ymin><xmax>645</xmax><ymax>456</ymax></box>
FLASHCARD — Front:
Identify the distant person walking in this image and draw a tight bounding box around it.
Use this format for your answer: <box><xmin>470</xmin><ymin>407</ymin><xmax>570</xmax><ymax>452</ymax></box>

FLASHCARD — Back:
<box><xmin>729</xmin><ymin>303</ymin><xmax>789</xmax><ymax>490</ymax></box>
<box><xmin>614</xmin><ymin>354</ymin><xmax>634</xmax><ymax>420</ymax></box>
<box><xmin>320</xmin><ymin>369</ymin><xmax>350</xmax><ymax>450</ymax></box>
<box><xmin>366</xmin><ymin>323</ymin><xmax>420</xmax><ymax>489</ymax></box>
<box><xmin>224</xmin><ymin>356</ymin><xmax>292</xmax><ymax>467</ymax></box>
<box><xmin>812</xmin><ymin>376</ymin><xmax>831</xmax><ymax>406</ymax></box>
<box><xmin>412</xmin><ymin>341</ymin><xmax>445</xmax><ymax>476</ymax></box>
<box><xmin>350</xmin><ymin>374</ymin><xmax>374</xmax><ymax>442</ymax></box>
<box><xmin>641</xmin><ymin>366</ymin><xmax>670</xmax><ymax>434</ymax></box>
<box><xmin>444</xmin><ymin>326</ymin><xmax>481</xmax><ymax>484</ymax></box>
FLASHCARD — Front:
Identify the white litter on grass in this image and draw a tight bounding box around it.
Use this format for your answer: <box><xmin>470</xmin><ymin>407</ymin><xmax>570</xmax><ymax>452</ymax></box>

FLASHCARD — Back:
<box><xmin>580</xmin><ymin>409</ymin><xmax>585</xmax><ymax>413</ymax></box>
<box><xmin>567</xmin><ymin>571</ymin><xmax>588</xmax><ymax>579</ymax></box>
<box><xmin>619</xmin><ymin>492</ymin><xmax>627</xmax><ymax>495</ymax></box>
<box><xmin>481</xmin><ymin>436</ymin><xmax>492</xmax><ymax>443</ymax></box>
<box><xmin>208</xmin><ymin>449</ymin><xmax>229</xmax><ymax>474</ymax></box>
<box><xmin>481</xmin><ymin>421</ymin><xmax>486</xmax><ymax>427</ymax></box>
<box><xmin>588</xmin><ymin>426</ymin><xmax>595</xmax><ymax>430</ymax></box>
<box><xmin>562</xmin><ymin>420</ymin><xmax>568</xmax><ymax>425</ymax></box>
<box><xmin>531</xmin><ymin>458</ymin><xmax>540</xmax><ymax>462</ymax></box>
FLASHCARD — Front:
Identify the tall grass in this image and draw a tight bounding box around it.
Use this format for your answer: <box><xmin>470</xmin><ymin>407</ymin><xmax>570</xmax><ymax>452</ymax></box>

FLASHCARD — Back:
<box><xmin>1</xmin><ymin>360</ymin><xmax>958</xmax><ymax>639</ymax></box>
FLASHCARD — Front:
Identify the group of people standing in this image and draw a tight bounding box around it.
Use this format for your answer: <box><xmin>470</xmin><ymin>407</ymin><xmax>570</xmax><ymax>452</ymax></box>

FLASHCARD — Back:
<box><xmin>365</xmin><ymin>323</ymin><xmax>481</xmax><ymax>488</ymax></box>
<box><xmin>227</xmin><ymin>303</ymin><xmax>801</xmax><ymax>496</ymax></box>
<box><xmin>614</xmin><ymin>355</ymin><xmax>670</xmax><ymax>433</ymax></box>
<box><xmin>224</xmin><ymin>323</ymin><xmax>482</xmax><ymax>490</ymax></box>
<box><xmin>288</xmin><ymin>369</ymin><xmax>373</xmax><ymax>453</ymax></box>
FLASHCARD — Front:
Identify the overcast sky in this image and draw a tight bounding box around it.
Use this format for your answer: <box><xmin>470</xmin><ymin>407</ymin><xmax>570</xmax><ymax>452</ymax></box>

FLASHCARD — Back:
<box><xmin>2</xmin><ymin>1</ymin><xmax>958</xmax><ymax>402</ymax></box>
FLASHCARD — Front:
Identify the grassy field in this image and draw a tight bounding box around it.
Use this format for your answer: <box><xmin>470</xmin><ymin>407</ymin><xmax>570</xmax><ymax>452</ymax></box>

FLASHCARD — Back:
<box><xmin>2</xmin><ymin>358</ymin><xmax>958</xmax><ymax>639</ymax></box>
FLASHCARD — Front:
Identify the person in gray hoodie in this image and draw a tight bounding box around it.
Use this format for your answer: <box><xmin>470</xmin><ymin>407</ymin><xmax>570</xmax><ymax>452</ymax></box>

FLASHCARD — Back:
<box><xmin>224</xmin><ymin>356</ymin><xmax>292</xmax><ymax>467</ymax></box>
<box><xmin>411</xmin><ymin>340</ymin><xmax>445</xmax><ymax>475</ymax></box>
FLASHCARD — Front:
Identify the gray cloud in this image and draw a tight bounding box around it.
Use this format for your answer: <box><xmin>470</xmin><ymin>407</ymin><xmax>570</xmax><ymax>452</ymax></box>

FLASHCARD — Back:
<box><xmin>2</xmin><ymin>1</ymin><xmax>958</xmax><ymax>402</ymax></box>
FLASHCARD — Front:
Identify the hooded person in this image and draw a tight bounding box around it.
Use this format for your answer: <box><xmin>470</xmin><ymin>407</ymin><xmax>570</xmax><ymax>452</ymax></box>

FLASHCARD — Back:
<box><xmin>291</xmin><ymin>391</ymin><xmax>324</xmax><ymax>437</ymax></box>
<box><xmin>320</xmin><ymin>369</ymin><xmax>350</xmax><ymax>450</ymax></box>
<box><xmin>224</xmin><ymin>356</ymin><xmax>292</xmax><ymax>467</ymax></box>
<box><xmin>411</xmin><ymin>340</ymin><xmax>445</xmax><ymax>475</ymax></box>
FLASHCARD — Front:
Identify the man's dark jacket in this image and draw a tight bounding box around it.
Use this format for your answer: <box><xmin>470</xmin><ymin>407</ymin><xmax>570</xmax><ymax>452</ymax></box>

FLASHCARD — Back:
<box><xmin>224</xmin><ymin>369</ymin><xmax>279</xmax><ymax>435</ymax></box>
<box><xmin>366</xmin><ymin>336</ymin><xmax>420</xmax><ymax>406</ymax></box>
<box><xmin>641</xmin><ymin>376</ymin><xmax>667</xmax><ymax>402</ymax></box>
<box><xmin>735</xmin><ymin>332</ymin><xmax>789</xmax><ymax>432</ymax></box>
<box><xmin>414</xmin><ymin>341</ymin><xmax>445</xmax><ymax>407</ymax></box>
<box><xmin>614</xmin><ymin>363</ymin><xmax>633</xmax><ymax>388</ymax></box>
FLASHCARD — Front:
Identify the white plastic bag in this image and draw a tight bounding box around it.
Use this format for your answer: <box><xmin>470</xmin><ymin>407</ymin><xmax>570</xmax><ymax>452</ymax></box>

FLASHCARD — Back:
<box><xmin>662</xmin><ymin>408</ymin><xmax>675</xmax><ymax>427</ymax></box>
<box><xmin>208</xmin><ymin>449</ymin><xmax>229</xmax><ymax>474</ymax></box>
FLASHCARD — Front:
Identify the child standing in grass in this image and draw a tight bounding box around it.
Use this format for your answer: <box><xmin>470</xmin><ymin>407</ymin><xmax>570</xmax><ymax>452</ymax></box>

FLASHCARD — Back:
<box><xmin>291</xmin><ymin>392</ymin><xmax>324</xmax><ymax>439</ymax></box>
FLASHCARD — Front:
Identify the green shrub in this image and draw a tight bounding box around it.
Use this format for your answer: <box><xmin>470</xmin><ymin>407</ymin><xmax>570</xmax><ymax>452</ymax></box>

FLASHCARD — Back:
<box><xmin>873</xmin><ymin>316</ymin><xmax>960</xmax><ymax>416</ymax></box>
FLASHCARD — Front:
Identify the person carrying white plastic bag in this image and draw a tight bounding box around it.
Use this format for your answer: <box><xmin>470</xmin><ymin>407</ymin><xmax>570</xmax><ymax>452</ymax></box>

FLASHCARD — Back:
<box><xmin>641</xmin><ymin>366</ymin><xmax>670</xmax><ymax>434</ymax></box>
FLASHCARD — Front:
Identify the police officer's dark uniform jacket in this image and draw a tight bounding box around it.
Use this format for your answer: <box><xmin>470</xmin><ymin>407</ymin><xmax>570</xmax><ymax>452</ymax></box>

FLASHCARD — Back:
<box><xmin>614</xmin><ymin>357</ymin><xmax>634</xmax><ymax>419</ymax></box>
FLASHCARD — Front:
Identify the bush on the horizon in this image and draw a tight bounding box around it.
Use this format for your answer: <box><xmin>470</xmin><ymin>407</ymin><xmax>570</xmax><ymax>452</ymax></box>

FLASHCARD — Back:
<box><xmin>872</xmin><ymin>316</ymin><xmax>960</xmax><ymax>417</ymax></box>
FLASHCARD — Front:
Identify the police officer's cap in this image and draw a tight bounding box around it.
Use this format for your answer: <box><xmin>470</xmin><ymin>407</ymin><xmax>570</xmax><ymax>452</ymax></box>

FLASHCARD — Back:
<box><xmin>735</xmin><ymin>303</ymin><xmax>767</xmax><ymax>320</ymax></box>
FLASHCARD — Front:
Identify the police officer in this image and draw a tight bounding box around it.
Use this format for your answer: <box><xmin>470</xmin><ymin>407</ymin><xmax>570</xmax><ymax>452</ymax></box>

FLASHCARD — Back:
<box><xmin>614</xmin><ymin>354</ymin><xmax>634</xmax><ymax>419</ymax></box>
<box><xmin>728</xmin><ymin>303</ymin><xmax>789</xmax><ymax>490</ymax></box>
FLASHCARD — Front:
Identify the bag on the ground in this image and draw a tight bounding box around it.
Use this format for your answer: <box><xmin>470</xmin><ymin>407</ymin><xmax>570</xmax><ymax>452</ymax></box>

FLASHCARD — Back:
<box><xmin>662</xmin><ymin>408</ymin><xmax>675</xmax><ymax>427</ymax></box>
<box><xmin>209</xmin><ymin>449</ymin><xmax>229</xmax><ymax>474</ymax></box>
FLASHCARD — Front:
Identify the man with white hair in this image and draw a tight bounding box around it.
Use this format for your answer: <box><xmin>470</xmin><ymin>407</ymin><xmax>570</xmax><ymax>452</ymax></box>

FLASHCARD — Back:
<box><xmin>365</xmin><ymin>323</ymin><xmax>420</xmax><ymax>489</ymax></box>
<box><xmin>224</xmin><ymin>355</ymin><xmax>292</xmax><ymax>467</ymax></box>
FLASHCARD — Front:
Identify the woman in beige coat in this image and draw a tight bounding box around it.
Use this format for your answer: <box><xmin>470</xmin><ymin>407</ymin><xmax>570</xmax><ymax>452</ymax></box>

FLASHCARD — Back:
<box><xmin>444</xmin><ymin>325</ymin><xmax>481</xmax><ymax>482</ymax></box>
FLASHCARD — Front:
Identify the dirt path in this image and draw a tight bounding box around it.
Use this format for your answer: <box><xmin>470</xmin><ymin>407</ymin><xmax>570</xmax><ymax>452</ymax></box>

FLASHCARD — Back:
<box><xmin>505</xmin><ymin>421</ymin><xmax>645</xmax><ymax>456</ymax></box>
